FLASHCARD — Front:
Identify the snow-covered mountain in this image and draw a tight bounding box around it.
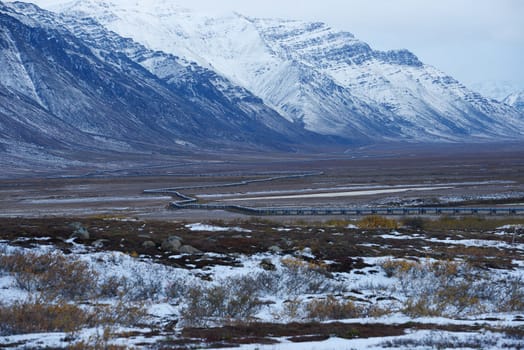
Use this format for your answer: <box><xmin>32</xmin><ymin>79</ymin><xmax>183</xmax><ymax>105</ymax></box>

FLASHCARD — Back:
<box><xmin>504</xmin><ymin>92</ymin><xmax>524</xmax><ymax>113</ymax></box>
<box><xmin>1</xmin><ymin>0</ymin><xmax>322</xmax><ymax>168</ymax></box>
<box><xmin>2</xmin><ymin>0</ymin><xmax>524</xmax><ymax>170</ymax></box>
<box><xmin>23</xmin><ymin>0</ymin><xmax>524</xmax><ymax>142</ymax></box>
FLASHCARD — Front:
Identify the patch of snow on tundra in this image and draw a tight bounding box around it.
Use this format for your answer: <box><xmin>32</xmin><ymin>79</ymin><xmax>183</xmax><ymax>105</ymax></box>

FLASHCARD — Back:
<box><xmin>186</xmin><ymin>223</ymin><xmax>252</xmax><ymax>232</ymax></box>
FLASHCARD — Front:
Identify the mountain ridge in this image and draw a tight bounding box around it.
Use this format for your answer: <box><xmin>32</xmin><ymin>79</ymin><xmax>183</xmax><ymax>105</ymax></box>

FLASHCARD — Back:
<box><xmin>33</xmin><ymin>0</ymin><xmax>524</xmax><ymax>142</ymax></box>
<box><xmin>1</xmin><ymin>0</ymin><xmax>326</xmax><ymax>164</ymax></box>
<box><xmin>1</xmin><ymin>0</ymin><xmax>524</xmax><ymax>173</ymax></box>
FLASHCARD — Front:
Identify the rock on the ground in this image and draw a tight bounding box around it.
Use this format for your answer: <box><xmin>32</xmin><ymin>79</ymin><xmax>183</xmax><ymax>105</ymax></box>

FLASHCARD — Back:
<box><xmin>260</xmin><ymin>258</ymin><xmax>276</xmax><ymax>271</ymax></box>
<box><xmin>92</xmin><ymin>239</ymin><xmax>109</xmax><ymax>248</ymax></box>
<box><xmin>268</xmin><ymin>245</ymin><xmax>282</xmax><ymax>254</ymax></box>
<box><xmin>69</xmin><ymin>222</ymin><xmax>90</xmax><ymax>240</ymax></box>
<box><xmin>142</xmin><ymin>240</ymin><xmax>157</xmax><ymax>249</ymax></box>
<box><xmin>178</xmin><ymin>245</ymin><xmax>201</xmax><ymax>254</ymax></box>
<box><xmin>161</xmin><ymin>235</ymin><xmax>183</xmax><ymax>252</ymax></box>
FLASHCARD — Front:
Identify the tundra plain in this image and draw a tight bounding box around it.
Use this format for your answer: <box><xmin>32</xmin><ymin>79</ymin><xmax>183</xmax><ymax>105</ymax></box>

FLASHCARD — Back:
<box><xmin>1</xmin><ymin>146</ymin><xmax>524</xmax><ymax>349</ymax></box>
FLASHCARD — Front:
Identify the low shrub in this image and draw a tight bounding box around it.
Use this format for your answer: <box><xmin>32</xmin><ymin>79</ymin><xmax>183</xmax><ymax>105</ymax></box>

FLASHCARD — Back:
<box><xmin>497</xmin><ymin>275</ymin><xmax>524</xmax><ymax>312</ymax></box>
<box><xmin>281</xmin><ymin>297</ymin><xmax>303</xmax><ymax>320</ymax></box>
<box><xmin>0</xmin><ymin>297</ymin><xmax>147</xmax><ymax>337</ymax></box>
<box><xmin>98</xmin><ymin>275</ymin><xmax>128</xmax><ymax>299</ymax></box>
<box><xmin>0</xmin><ymin>250</ymin><xmax>98</xmax><ymax>301</ymax></box>
<box><xmin>424</xmin><ymin>216</ymin><xmax>524</xmax><ymax>231</ymax></box>
<box><xmin>381</xmin><ymin>258</ymin><xmax>420</xmax><ymax>278</ymax></box>
<box><xmin>91</xmin><ymin>300</ymin><xmax>148</xmax><ymax>327</ymax></box>
<box><xmin>306</xmin><ymin>295</ymin><xmax>363</xmax><ymax>321</ymax></box>
<box><xmin>0</xmin><ymin>300</ymin><xmax>89</xmax><ymax>335</ymax></box>
<box><xmin>181</xmin><ymin>275</ymin><xmax>263</xmax><ymax>327</ymax></box>
<box><xmin>358</xmin><ymin>215</ymin><xmax>398</xmax><ymax>230</ymax></box>
<box><xmin>165</xmin><ymin>276</ymin><xmax>191</xmax><ymax>301</ymax></box>
<box><xmin>180</xmin><ymin>259</ymin><xmax>345</xmax><ymax>325</ymax></box>
<box><xmin>241</xmin><ymin>257</ymin><xmax>345</xmax><ymax>299</ymax></box>
<box><xmin>68</xmin><ymin>327</ymin><xmax>131</xmax><ymax>350</ymax></box>
<box><xmin>364</xmin><ymin>303</ymin><xmax>394</xmax><ymax>318</ymax></box>
<box><xmin>120</xmin><ymin>268</ymin><xmax>163</xmax><ymax>302</ymax></box>
<box><xmin>401</xmin><ymin>216</ymin><xmax>426</xmax><ymax>230</ymax></box>
<box><xmin>379</xmin><ymin>258</ymin><xmax>519</xmax><ymax>317</ymax></box>
<box><xmin>324</xmin><ymin>219</ymin><xmax>353</xmax><ymax>228</ymax></box>
<box><xmin>276</xmin><ymin>257</ymin><xmax>338</xmax><ymax>296</ymax></box>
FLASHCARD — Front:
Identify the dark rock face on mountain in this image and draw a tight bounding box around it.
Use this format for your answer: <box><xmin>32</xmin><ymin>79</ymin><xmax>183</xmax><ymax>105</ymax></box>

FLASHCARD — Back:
<box><xmin>0</xmin><ymin>1</ymin><xmax>321</xmax><ymax>168</ymax></box>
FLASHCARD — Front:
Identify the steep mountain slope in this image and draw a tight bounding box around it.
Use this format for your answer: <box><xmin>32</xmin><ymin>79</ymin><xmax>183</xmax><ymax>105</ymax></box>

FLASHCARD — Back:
<box><xmin>504</xmin><ymin>92</ymin><xmax>524</xmax><ymax>113</ymax></box>
<box><xmin>0</xmin><ymin>5</ymin><xmax>132</xmax><ymax>165</ymax></box>
<box><xmin>1</xmin><ymin>0</ymin><xmax>317</xmax><ymax>165</ymax></box>
<box><xmin>0</xmin><ymin>86</ymin><xmax>94</xmax><ymax>168</ymax></box>
<box><xmin>40</xmin><ymin>0</ymin><xmax>403</xmax><ymax>140</ymax></box>
<box><xmin>252</xmin><ymin>18</ymin><xmax>524</xmax><ymax>140</ymax></box>
<box><xmin>35</xmin><ymin>0</ymin><xmax>524</xmax><ymax>142</ymax></box>
<box><xmin>7</xmin><ymin>2</ymin><xmax>318</xmax><ymax>144</ymax></box>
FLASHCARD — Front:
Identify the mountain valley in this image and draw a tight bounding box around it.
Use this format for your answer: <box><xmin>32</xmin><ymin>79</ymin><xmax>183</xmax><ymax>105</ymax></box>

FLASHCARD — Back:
<box><xmin>1</xmin><ymin>0</ymin><xmax>523</xmax><ymax>173</ymax></box>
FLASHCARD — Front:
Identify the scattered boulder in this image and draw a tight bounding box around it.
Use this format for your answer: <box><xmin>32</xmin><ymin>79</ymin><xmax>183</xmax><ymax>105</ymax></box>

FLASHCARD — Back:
<box><xmin>178</xmin><ymin>245</ymin><xmax>202</xmax><ymax>255</ymax></box>
<box><xmin>159</xmin><ymin>235</ymin><xmax>201</xmax><ymax>254</ymax></box>
<box><xmin>281</xmin><ymin>239</ymin><xmax>294</xmax><ymax>247</ymax></box>
<box><xmin>92</xmin><ymin>239</ymin><xmax>109</xmax><ymax>248</ymax></box>
<box><xmin>295</xmin><ymin>247</ymin><xmax>314</xmax><ymax>258</ymax></box>
<box><xmin>168</xmin><ymin>235</ymin><xmax>183</xmax><ymax>242</ymax></box>
<box><xmin>69</xmin><ymin>222</ymin><xmax>90</xmax><ymax>240</ymax></box>
<box><xmin>142</xmin><ymin>240</ymin><xmax>157</xmax><ymax>249</ymax></box>
<box><xmin>268</xmin><ymin>245</ymin><xmax>282</xmax><ymax>254</ymax></box>
<box><xmin>161</xmin><ymin>235</ymin><xmax>183</xmax><ymax>252</ymax></box>
<box><xmin>260</xmin><ymin>258</ymin><xmax>276</xmax><ymax>271</ymax></box>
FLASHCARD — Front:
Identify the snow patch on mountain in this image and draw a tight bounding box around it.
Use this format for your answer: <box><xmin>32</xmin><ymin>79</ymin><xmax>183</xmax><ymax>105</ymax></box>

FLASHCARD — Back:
<box><xmin>504</xmin><ymin>91</ymin><xmax>524</xmax><ymax>113</ymax></box>
<box><xmin>0</xmin><ymin>25</ymin><xmax>43</xmax><ymax>104</ymax></box>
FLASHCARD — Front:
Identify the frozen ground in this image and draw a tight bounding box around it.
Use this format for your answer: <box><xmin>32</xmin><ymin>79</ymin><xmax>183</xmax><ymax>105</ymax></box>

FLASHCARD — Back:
<box><xmin>0</xmin><ymin>153</ymin><xmax>523</xmax><ymax>348</ymax></box>
<box><xmin>0</xmin><ymin>217</ymin><xmax>523</xmax><ymax>349</ymax></box>
<box><xmin>207</xmin><ymin>331</ymin><xmax>524</xmax><ymax>350</ymax></box>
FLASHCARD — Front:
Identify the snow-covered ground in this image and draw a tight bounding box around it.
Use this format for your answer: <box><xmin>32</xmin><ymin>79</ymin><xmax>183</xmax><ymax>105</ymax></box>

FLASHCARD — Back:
<box><xmin>186</xmin><ymin>223</ymin><xmax>252</xmax><ymax>233</ymax></box>
<box><xmin>0</xmin><ymin>220</ymin><xmax>523</xmax><ymax>349</ymax></box>
<box><xmin>207</xmin><ymin>331</ymin><xmax>524</xmax><ymax>350</ymax></box>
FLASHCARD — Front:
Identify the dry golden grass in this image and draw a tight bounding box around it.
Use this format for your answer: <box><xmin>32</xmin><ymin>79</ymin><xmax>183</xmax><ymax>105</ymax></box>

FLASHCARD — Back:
<box><xmin>0</xmin><ymin>250</ymin><xmax>98</xmax><ymax>301</ymax></box>
<box><xmin>379</xmin><ymin>258</ymin><xmax>524</xmax><ymax>317</ymax></box>
<box><xmin>306</xmin><ymin>295</ymin><xmax>363</xmax><ymax>321</ymax></box>
<box><xmin>358</xmin><ymin>215</ymin><xmax>398</xmax><ymax>230</ymax></box>
<box><xmin>0</xmin><ymin>301</ymin><xmax>89</xmax><ymax>335</ymax></box>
